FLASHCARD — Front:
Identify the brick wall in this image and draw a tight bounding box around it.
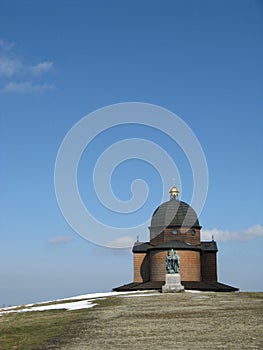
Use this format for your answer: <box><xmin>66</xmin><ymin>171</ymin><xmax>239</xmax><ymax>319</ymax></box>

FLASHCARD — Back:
<box><xmin>201</xmin><ymin>252</ymin><xmax>217</xmax><ymax>281</ymax></box>
<box><xmin>150</xmin><ymin>228</ymin><xmax>201</xmax><ymax>245</ymax></box>
<box><xmin>179</xmin><ymin>250</ymin><xmax>201</xmax><ymax>281</ymax></box>
<box><xmin>133</xmin><ymin>253</ymin><xmax>150</xmax><ymax>282</ymax></box>
<box><xmin>150</xmin><ymin>249</ymin><xmax>201</xmax><ymax>282</ymax></box>
<box><xmin>164</xmin><ymin>228</ymin><xmax>201</xmax><ymax>245</ymax></box>
<box><xmin>150</xmin><ymin>251</ymin><xmax>167</xmax><ymax>281</ymax></box>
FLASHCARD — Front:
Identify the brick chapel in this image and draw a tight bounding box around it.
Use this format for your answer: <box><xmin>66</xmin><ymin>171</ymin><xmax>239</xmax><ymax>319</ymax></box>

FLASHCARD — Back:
<box><xmin>114</xmin><ymin>186</ymin><xmax>238</xmax><ymax>292</ymax></box>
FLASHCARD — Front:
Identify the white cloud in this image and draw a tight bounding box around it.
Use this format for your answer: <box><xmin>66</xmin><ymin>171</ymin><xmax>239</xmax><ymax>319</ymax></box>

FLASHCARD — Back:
<box><xmin>106</xmin><ymin>236</ymin><xmax>134</xmax><ymax>248</ymax></box>
<box><xmin>0</xmin><ymin>57</ymin><xmax>23</xmax><ymax>77</ymax></box>
<box><xmin>3</xmin><ymin>81</ymin><xmax>53</xmax><ymax>94</ymax></box>
<box><xmin>0</xmin><ymin>58</ymin><xmax>54</xmax><ymax>78</ymax></box>
<box><xmin>48</xmin><ymin>236</ymin><xmax>73</xmax><ymax>244</ymax></box>
<box><xmin>0</xmin><ymin>39</ymin><xmax>54</xmax><ymax>93</ymax></box>
<box><xmin>30</xmin><ymin>61</ymin><xmax>54</xmax><ymax>75</ymax></box>
<box><xmin>201</xmin><ymin>225</ymin><xmax>263</xmax><ymax>242</ymax></box>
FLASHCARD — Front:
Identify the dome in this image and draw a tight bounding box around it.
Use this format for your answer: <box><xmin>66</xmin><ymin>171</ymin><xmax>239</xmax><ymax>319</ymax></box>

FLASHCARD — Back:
<box><xmin>151</xmin><ymin>199</ymin><xmax>200</xmax><ymax>228</ymax></box>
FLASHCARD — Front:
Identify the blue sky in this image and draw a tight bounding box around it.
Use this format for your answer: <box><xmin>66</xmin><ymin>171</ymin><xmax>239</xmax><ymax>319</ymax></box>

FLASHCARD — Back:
<box><xmin>1</xmin><ymin>0</ymin><xmax>263</xmax><ymax>306</ymax></box>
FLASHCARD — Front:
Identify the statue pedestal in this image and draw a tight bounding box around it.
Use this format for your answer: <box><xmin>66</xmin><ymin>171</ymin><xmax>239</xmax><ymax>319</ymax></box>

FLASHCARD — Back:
<box><xmin>162</xmin><ymin>273</ymin><xmax>184</xmax><ymax>293</ymax></box>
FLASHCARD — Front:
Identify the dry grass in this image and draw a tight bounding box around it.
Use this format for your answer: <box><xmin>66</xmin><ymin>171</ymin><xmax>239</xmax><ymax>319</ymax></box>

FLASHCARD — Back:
<box><xmin>0</xmin><ymin>292</ymin><xmax>262</xmax><ymax>350</ymax></box>
<box><xmin>63</xmin><ymin>292</ymin><xmax>263</xmax><ymax>350</ymax></box>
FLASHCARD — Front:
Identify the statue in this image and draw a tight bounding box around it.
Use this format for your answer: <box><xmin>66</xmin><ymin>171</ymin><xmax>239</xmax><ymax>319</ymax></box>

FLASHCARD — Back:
<box><xmin>163</xmin><ymin>249</ymin><xmax>184</xmax><ymax>292</ymax></box>
<box><xmin>166</xmin><ymin>249</ymin><xmax>180</xmax><ymax>274</ymax></box>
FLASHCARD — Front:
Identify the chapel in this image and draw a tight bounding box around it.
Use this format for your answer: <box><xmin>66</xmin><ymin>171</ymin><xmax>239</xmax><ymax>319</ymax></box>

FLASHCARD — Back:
<box><xmin>114</xmin><ymin>186</ymin><xmax>238</xmax><ymax>292</ymax></box>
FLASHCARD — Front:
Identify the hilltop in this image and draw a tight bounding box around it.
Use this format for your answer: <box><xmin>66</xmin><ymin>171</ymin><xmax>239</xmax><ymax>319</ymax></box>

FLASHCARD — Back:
<box><xmin>0</xmin><ymin>291</ymin><xmax>262</xmax><ymax>349</ymax></box>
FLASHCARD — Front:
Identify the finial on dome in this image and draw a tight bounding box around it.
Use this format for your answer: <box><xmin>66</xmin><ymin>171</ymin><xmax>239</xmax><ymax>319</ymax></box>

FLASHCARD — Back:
<box><xmin>169</xmin><ymin>185</ymin><xmax>180</xmax><ymax>200</ymax></box>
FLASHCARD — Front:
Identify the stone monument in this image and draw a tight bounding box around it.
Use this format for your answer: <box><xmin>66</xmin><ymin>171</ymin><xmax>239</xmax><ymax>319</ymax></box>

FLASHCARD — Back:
<box><xmin>162</xmin><ymin>249</ymin><xmax>184</xmax><ymax>293</ymax></box>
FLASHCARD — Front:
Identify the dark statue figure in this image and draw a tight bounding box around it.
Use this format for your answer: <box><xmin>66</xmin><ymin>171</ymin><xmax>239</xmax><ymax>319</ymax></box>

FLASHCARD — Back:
<box><xmin>166</xmin><ymin>249</ymin><xmax>180</xmax><ymax>274</ymax></box>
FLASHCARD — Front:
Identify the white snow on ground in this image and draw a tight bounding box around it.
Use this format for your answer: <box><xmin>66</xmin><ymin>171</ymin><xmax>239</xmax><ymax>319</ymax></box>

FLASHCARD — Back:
<box><xmin>0</xmin><ymin>290</ymin><xmax>156</xmax><ymax>316</ymax></box>
<box><xmin>20</xmin><ymin>300</ymin><xmax>96</xmax><ymax>313</ymax></box>
<box><xmin>53</xmin><ymin>290</ymin><xmax>150</xmax><ymax>302</ymax></box>
<box><xmin>0</xmin><ymin>290</ymin><xmax>206</xmax><ymax>316</ymax></box>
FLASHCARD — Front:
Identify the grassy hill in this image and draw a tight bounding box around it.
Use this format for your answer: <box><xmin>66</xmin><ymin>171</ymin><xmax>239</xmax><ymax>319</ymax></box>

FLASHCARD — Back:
<box><xmin>0</xmin><ymin>291</ymin><xmax>262</xmax><ymax>349</ymax></box>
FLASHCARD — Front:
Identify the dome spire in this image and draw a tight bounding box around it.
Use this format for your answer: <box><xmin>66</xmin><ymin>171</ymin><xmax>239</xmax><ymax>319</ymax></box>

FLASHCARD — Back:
<box><xmin>169</xmin><ymin>185</ymin><xmax>180</xmax><ymax>200</ymax></box>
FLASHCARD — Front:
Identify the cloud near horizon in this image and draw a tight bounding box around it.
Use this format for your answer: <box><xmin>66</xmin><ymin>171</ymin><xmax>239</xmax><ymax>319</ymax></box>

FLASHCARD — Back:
<box><xmin>106</xmin><ymin>236</ymin><xmax>134</xmax><ymax>248</ymax></box>
<box><xmin>48</xmin><ymin>235</ymin><xmax>73</xmax><ymax>244</ymax></box>
<box><xmin>105</xmin><ymin>225</ymin><xmax>263</xmax><ymax>247</ymax></box>
<box><xmin>201</xmin><ymin>225</ymin><xmax>263</xmax><ymax>242</ymax></box>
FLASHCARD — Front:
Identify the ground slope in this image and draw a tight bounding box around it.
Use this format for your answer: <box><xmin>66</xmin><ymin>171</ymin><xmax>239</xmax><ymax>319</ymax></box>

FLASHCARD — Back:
<box><xmin>61</xmin><ymin>292</ymin><xmax>263</xmax><ymax>350</ymax></box>
<box><xmin>1</xmin><ymin>292</ymin><xmax>262</xmax><ymax>349</ymax></box>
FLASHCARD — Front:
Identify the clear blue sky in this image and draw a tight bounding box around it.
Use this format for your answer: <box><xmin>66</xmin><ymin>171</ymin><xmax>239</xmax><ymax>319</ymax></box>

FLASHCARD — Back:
<box><xmin>1</xmin><ymin>0</ymin><xmax>262</xmax><ymax>306</ymax></box>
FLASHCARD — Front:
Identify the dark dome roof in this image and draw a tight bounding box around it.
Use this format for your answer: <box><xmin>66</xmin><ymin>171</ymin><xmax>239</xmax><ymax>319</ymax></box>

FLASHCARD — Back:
<box><xmin>150</xmin><ymin>199</ymin><xmax>200</xmax><ymax>228</ymax></box>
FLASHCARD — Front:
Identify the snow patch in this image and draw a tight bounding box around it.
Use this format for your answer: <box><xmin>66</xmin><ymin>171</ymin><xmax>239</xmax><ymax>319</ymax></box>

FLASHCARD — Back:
<box><xmin>0</xmin><ymin>290</ymin><xmax>154</xmax><ymax>316</ymax></box>
<box><xmin>20</xmin><ymin>300</ymin><xmax>96</xmax><ymax>312</ymax></box>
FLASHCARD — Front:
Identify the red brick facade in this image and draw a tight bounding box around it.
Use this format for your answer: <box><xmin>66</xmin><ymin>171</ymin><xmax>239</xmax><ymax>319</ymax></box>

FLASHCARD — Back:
<box><xmin>135</xmin><ymin>249</ymin><xmax>202</xmax><ymax>282</ymax></box>
<box><xmin>133</xmin><ymin>253</ymin><xmax>150</xmax><ymax>283</ymax></box>
<box><xmin>150</xmin><ymin>251</ymin><xmax>167</xmax><ymax>281</ymax></box>
<box><xmin>201</xmin><ymin>251</ymin><xmax>217</xmax><ymax>281</ymax></box>
<box><xmin>151</xmin><ymin>228</ymin><xmax>201</xmax><ymax>246</ymax></box>
<box><xmin>179</xmin><ymin>250</ymin><xmax>201</xmax><ymax>281</ymax></box>
<box><xmin>133</xmin><ymin>230</ymin><xmax>217</xmax><ymax>283</ymax></box>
